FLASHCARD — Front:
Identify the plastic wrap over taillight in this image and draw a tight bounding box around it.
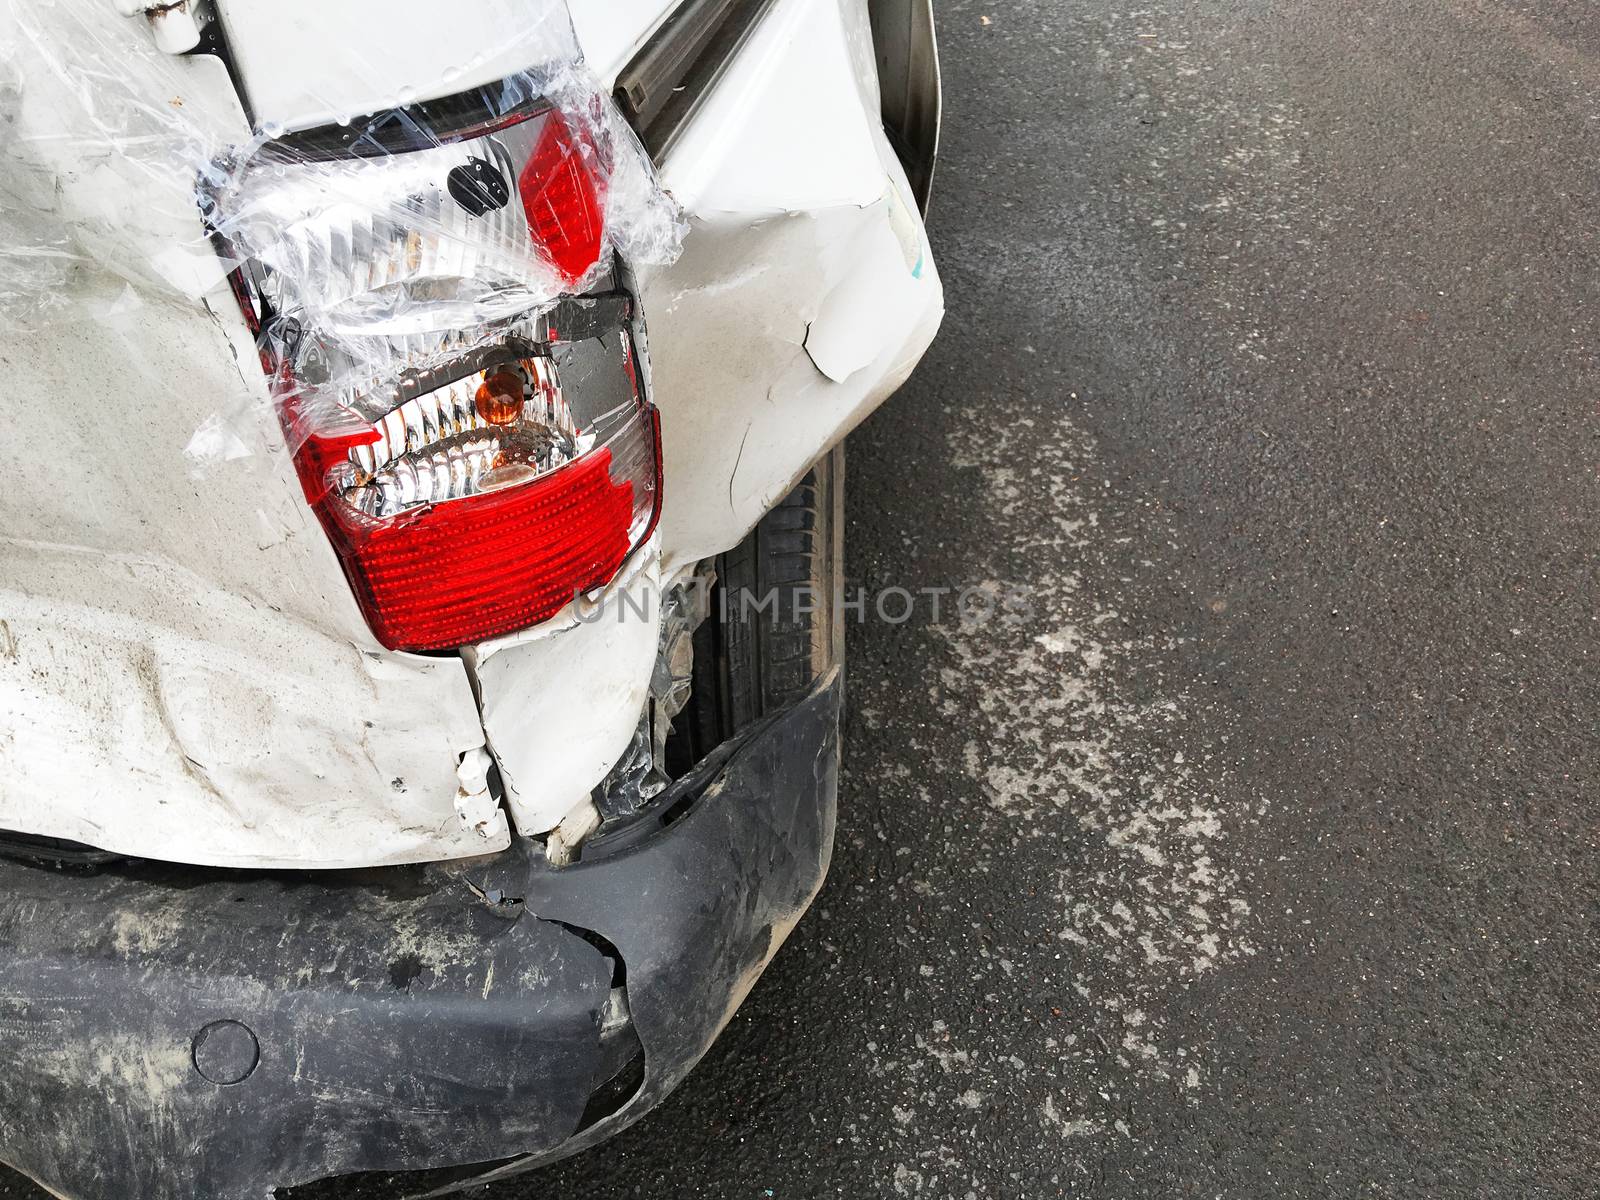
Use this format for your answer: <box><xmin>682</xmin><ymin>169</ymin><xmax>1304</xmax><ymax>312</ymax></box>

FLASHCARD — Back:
<box><xmin>224</xmin><ymin>104</ymin><xmax>606</xmax><ymax>331</ymax></box>
<box><xmin>210</xmin><ymin>81</ymin><xmax>664</xmax><ymax>652</ymax></box>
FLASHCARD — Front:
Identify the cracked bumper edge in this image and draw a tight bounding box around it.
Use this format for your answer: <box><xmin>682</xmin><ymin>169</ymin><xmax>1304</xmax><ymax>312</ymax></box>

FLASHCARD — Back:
<box><xmin>0</xmin><ymin>671</ymin><xmax>841</xmax><ymax>1200</ymax></box>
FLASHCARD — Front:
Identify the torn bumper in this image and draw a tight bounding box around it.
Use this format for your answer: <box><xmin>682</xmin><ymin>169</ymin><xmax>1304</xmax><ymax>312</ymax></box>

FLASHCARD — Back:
<box><xmin>0</xmin><ymin>673</ymin><xmax>841</xmax><ymax>1200</ymax></box>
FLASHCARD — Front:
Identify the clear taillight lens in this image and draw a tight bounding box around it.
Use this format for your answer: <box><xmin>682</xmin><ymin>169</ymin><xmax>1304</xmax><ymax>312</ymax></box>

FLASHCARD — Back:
<box><xmin>227</xmin><ymin>104</ymin><xmax>605</xmax><ymax>332</ymax></box>
<box><xmin>211</xmin><ymin>86</ymin><xmax>659</xmax><ymax>653</ymax></box>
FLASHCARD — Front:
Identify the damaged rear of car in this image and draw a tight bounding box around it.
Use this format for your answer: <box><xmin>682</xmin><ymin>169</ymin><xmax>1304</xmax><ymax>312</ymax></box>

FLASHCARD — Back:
<box><xmin>0</xmin><ymin>0</ymin><xmax>941</xmax><ymax>1195</ymax></box>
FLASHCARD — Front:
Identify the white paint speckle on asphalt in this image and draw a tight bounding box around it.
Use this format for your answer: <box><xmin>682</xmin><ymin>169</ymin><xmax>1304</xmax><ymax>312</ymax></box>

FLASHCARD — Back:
<box><xmin>935</xmin><ymin>401</ymin><xmax>1259</xmax><ymax>1132</ymax></box>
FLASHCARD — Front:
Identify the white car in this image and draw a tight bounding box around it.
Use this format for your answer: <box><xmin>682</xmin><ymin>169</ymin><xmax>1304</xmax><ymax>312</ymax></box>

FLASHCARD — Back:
<box><xmin>0</xmin><ymin>0</ymin><xmax>940</xmax><ymax>1194</ymax></box>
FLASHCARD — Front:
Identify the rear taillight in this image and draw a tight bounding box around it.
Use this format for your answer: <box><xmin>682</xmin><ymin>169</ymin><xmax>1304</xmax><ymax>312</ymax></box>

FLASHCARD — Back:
<box><xmin>315</xmin><ymin>409</ymin><xmax>659</xmax><ymax>654</ymax></box>
<box><xmin>286</xmin><ymin>331</ymin><xmax>660</xmax><ymax>652</ymax></box>
<box><xmin>209</xmin><ymin>85</ymin><xmax>662</xmax><ymax>653</ymax></box>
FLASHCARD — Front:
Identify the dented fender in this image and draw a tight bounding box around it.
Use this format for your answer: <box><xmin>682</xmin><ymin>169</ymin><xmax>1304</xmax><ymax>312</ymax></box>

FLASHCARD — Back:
<box><xmin>643</xmin><ymin>0</ymin><xmax>944</xmax><ymax>569</ymax></box>
<box><xmin>0</xmin><ymin>0</ymin><xmax>938</xmax><ymax>868</ymax></box>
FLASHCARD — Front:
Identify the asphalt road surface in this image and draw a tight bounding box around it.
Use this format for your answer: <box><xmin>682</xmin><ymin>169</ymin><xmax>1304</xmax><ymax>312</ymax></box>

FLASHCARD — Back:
<box><xmin>6</xmin><ymin>0</ymin><xmax>1598</xmax><ymax>1197</ymax></box>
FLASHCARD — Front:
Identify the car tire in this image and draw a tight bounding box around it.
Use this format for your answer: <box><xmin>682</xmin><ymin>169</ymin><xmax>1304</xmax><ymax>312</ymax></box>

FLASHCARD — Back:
<box><xmin>684</xmin><ymin>444</ymin><xmax>845</xmax><ymax>756</ymax></box>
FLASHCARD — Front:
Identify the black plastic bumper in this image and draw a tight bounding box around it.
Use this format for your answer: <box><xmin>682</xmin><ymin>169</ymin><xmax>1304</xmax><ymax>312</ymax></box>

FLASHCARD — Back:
<box><xmin>0</xmin><ymin>673</ymin><xmax>841</xmax><ymax>1200</ymax></box>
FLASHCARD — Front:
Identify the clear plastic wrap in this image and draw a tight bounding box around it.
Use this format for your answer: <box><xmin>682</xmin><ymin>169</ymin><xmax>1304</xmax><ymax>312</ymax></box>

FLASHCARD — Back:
<box><xmin>0</xmin><ymin>0</ymin><xmax>684</xmax><ymax>462</ymax></box>
<box><xmin>2</xmin><ymin>0</ymin><xmax>246</xmax><ymax>318</ymax></box>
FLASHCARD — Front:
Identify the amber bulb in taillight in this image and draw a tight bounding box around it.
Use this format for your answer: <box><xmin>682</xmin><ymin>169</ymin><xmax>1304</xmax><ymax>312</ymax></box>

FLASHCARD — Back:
<box><xmin>475</xmin><ymin>368</ymin><xmax>526</xmax><ymax>425</ymax></box>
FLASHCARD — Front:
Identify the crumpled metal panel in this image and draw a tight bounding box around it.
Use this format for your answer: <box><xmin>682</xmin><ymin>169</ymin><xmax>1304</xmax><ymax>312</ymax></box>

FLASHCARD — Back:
<box><xmin>466</xmin><ymin>553</ymin><xmax>663</xmax><ymax>836</ymax></box>
<box><xmin>0</xmin><ymin>283</ymin><xmax>502</xmax><ymax>868</ymax></box>
<box><xmin>639</xmin><ymin>0</ymin><xmax>944</xmax><ymax>573</ymax></box>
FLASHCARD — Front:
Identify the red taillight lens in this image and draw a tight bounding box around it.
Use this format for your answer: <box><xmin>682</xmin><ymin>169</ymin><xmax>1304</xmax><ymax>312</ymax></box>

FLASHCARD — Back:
<box><xmin>215</xmin><ymin>81</ymin><xmax>660</xmax><ymax>654</ymax></box>
<box><xmin>519</xmin><ymin>111</ymin><xmax>604</xmax><ymax>287</ymax></box>
<box><xmin>313</xmin><ymin>405</ymin><xmax>659</xmax><ymax>653</ymax></box>
<box><xmin>290</xmin><ymin>348</ymin><xmax>661</xmax><ymax>653</ymax></box>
